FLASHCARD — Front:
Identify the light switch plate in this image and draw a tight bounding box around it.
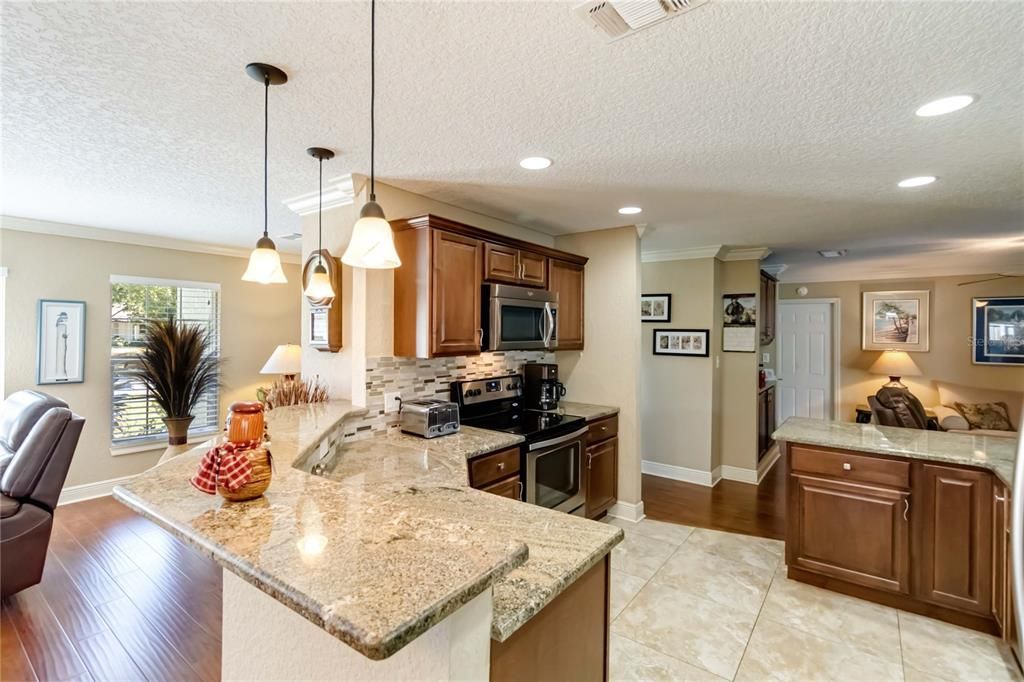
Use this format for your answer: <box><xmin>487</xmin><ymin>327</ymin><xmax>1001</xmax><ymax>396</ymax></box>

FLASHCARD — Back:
<box><xmin>384</xmin><ymin>391</ymin><xmax>402</xmax><ymax>414</ymax></box>
<box><xmin>762</xmin><ymin>352</ymin><xmax>770</xmax><ymax>363</ymax></box>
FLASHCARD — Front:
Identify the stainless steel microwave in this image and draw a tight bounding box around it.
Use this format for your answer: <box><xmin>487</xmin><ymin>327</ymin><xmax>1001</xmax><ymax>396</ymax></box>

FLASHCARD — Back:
<box><xmin>483</xmin><ymin>284</ymin><xmax>558</xmax><ymax>351</ymax></box>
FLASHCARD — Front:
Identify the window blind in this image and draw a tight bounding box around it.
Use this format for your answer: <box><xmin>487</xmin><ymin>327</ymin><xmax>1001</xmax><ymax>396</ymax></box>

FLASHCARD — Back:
<box><xmin>110</xmin><ymin>279</ymin><xmax>220</xmax><ymax>447</ymax></box>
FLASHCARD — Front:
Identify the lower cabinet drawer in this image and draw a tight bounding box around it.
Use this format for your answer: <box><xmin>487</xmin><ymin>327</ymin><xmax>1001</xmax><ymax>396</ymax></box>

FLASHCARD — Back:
<box><xmin>469</xmin><ymin>447</ymin><xmax>521</xmax><ymax>488</ymax></box>
<box><xmin>481</xmin><ymin>476</ymin><xmax>521</xmax><ymax>501</ymax></box>
<box><xmin>790</xmin><ymin>444</ymin><xmax>909</xmax><ymax>488</ymax></box>
<box><xmin>587</xmin><ymin>415</ymin><xmax>618</xmax><ymax>445</ymax></box>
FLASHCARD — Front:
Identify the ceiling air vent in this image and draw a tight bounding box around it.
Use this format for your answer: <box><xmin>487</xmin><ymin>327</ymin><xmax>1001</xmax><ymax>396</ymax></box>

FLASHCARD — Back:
<box><xmin>575</xmin><ymin>0</ymin><xmax>709</xmax><ymax>41</ymax></box>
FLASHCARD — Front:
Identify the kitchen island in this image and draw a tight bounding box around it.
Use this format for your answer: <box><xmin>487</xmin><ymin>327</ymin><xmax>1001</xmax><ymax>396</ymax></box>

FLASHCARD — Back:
<box><xmin>113</xmin><ymin>401</ymin><xmax>622</xmax><ymax>681</ymax></box>
<box><xmin>774</xmin><ymin>417</ymin><xmax>1018</xmax><ymax>639</ymax></box>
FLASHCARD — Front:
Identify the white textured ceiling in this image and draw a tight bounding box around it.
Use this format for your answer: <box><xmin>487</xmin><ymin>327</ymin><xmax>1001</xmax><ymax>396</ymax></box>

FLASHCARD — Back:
<box><xmin>2</xmin><ymin>1</ymin><xmax>1022</xmax><ymax>278</ymax></box>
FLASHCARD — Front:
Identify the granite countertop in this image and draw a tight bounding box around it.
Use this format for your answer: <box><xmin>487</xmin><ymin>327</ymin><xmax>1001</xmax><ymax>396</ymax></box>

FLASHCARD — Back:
<box><xmin>559</xmin><ymin>401</ymin><xmax>619</xmax><ymax>422</ymax></box>
<box><xmin>774</xmin><ymin>417</ymin><xmax>1019</xmax><ymax>488</ymax></box>
<box><xmin>114</xmin><ymin>401</ymin><xmax>622</xmax><ymax>659</ymax></box>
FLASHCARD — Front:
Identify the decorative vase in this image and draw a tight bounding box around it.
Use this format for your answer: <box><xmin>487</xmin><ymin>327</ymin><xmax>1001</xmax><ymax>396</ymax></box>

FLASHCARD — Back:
<box><xmin>163</xmin><ymin>416</ymin><xmax>195</xmax><ymax>445</ymax></box>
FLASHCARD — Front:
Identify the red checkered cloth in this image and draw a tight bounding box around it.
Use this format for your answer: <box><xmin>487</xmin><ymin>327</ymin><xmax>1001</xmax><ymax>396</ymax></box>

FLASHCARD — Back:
<box><xmin>190</xmin><ymin>439</ymin><xmax>262</xmax><ymax>494</ymax></box>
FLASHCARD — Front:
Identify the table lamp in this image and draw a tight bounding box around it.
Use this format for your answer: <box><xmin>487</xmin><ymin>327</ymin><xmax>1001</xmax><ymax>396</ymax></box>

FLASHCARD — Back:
<box><xmin>869</xmin><ymin>350</ymin><xmax>921</xmax><ymax>389</ymax></box>
<box><xmin>261</xmin><ymin>344</ymin><xmax>302</xmax><ymax>381</ymax></box>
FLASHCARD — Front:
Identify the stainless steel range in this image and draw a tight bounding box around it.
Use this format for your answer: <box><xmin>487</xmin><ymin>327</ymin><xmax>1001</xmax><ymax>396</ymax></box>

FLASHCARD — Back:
<box><xmin>451</xmin><ymin>375</ymin><xmax>586</xmax><ymax>515</ymax></box>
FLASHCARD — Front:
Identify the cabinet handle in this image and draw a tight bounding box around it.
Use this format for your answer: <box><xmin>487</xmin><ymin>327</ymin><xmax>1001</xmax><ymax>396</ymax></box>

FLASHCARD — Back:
<box><xmin>476</xmin><ymin>329</ymin><xmax>483</xmax><ymax>346</ymax></box>
<box><xmin>587</xmin><ymin>453</ymin><xmax>594</xmax><ymax>470</ymax></box>
<box><xmin>903</xmin><ymin>498</ymin><xmax>910</xmax><ymax>522</ymax></box>
<box><xmin>996</xmin><ymin>494</ymin><xmax>1007</xmax><ymax>503</ymax></box>
<box><xmin>516</xmin><ymin>480</ymin><xmax>523</xmax><ymax>501</ymax></box>
<box><xmin>497</xmin><ymin>462</ymin><xmax>505</xmax><ymax>471</ymax></box>
<box><xmin>842</xmin><ymin>462</ymin><xmax>852</xmax><ymax>471</ymax></box>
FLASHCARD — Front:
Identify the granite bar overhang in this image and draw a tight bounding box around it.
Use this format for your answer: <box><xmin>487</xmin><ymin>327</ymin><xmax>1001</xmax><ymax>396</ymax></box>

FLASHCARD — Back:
<box><xmin>774</xmin><ymin>416</ymin><xmax>1018</xmax><ymax>489</ymax></box>
<box><xmin>114</xmin><ymin>401</ymin><xmax>623</xmax><ymax>659</ymax></box>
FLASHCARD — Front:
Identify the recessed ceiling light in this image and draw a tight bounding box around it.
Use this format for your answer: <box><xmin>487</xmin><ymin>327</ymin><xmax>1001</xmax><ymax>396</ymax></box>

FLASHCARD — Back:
<box><xmin>278</xmin><ymin>232</ymin><xmax>303</xmax><ymax>241</ymax></box>
<box><xmin>519</xmin><ymin>156</ymin><xmax>552</xmax><ymax>170</ymax></box>
<box><xmin>898</xmin><ymin>176</ymin><xmax>937</xmax><ymax>188</ymax></box>
<box><xmin>915</xmin><ymin>95</ymin><xmax>975</xmax><ymax>117</ymax></box>
<box><xmin>618</xmin><ymin>206</ymin><xmax>642</xmax><ymax>215</ymax></box>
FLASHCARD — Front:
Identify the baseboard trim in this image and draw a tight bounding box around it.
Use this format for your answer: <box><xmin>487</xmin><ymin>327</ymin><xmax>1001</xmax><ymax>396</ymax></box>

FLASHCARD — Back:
<box><xmin>642</xmin><ymin>460</ymin><xmax>716</xmax><ymax>487</ymax></box>
<box><xmin>721</xmin><ymin>465</ymin><xmax>757</xmax><ymax>484</ymax></box>
<box><xmin>757</xmin><ymin>447</ymin><xmax>782</xmax><ymax>483</ymax></box>
<box><xmin>58</xmin><ymin>475</ymin><xmax>136</xmax><ymax>506</ymax></box>
<box><xmin>607</xmin><ymin>500</ymin><xmax>646</xmax><ymax>523</ymax></box>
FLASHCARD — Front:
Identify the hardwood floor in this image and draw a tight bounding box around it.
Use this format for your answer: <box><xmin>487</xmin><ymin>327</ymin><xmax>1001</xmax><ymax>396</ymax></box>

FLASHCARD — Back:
<box><xmin>1</xmin><ymin>496</ymin><xmax>221</xmax><ymax>682</ymax></box>
<box><xmin>641</xmin><ymin>449</ymin><xmax>787</xmax><ymax>540</ymax></box>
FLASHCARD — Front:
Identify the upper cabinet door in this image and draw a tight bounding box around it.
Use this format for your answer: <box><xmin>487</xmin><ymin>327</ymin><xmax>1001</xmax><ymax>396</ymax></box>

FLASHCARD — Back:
<box><xmin>432</xmin><ymin>230</ymin><xmax>483</xmax><ymax>356</ymax></box>
<box><xmin>484</xmin><ymin>243</ymin><xmax>521</xmax><ymax>285</ymax></box>
<box><xmin>549</xmin><ymin>259</ymin><xmax>584</xmax><ymax>350</ymax></box>
<box><xmin>519</xmin><ymin>251</ymin><xmax>548</xmax><ymax>288</ymax></box>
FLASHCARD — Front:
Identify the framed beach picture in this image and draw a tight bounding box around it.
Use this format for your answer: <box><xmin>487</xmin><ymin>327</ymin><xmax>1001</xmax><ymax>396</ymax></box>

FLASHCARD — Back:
<box><xmin>37</xmin><ymin>300</ymin><xmax>86</xmax><ymax>384</ymax></box>
<box><xmin>862</xmin><ymin>290</ymin><xmax>930</xmax><ymax>352</ymax></box>
<box><xmin>972</xmin><ymin>296</ymin><xmax>1024</xmax><ymax>366</ymax></box>
<box><xmin>652</xmin><ymin>329</ymin><xmax>710</xmax><ymax>357</ymax></box>
<box><xmin>641</xmin><ymin>294</ymin><xmax>671</xmax><ymax>322</ymax></box>
<box><xmin>722</xmin><ymin>293</ymin><xmax>757</xmax><ymax>352</ymax></box>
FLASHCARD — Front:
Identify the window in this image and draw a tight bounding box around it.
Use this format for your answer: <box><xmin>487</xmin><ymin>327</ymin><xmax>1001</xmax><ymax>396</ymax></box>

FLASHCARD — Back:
<box><xmin>110</xmin><ymin>276</ymin><xmax>220</xmax><ymax>448</ymax></box>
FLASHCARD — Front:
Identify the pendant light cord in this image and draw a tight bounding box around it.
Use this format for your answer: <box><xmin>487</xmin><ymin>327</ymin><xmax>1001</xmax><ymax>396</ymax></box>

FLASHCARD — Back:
<box><xmin>263</xmin><ymin>74</ymin><xmax>270</xmax><ymax>239</ymax></box>
<box><xmin>369</xmin><ymin>0</ymin><xmax>376</xmax><ymax>202</ymax></box>
<box><xmin>318</xmin><ymin>157</ymin><xmax>324</xmax><ymax>264</ymax></box>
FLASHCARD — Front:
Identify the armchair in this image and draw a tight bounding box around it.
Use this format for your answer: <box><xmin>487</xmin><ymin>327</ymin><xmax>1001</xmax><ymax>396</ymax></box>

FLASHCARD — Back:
<box><xmin>0</xmin><ymin>390</ymin><xmax>84</xmax><ymax>597</ymax></box>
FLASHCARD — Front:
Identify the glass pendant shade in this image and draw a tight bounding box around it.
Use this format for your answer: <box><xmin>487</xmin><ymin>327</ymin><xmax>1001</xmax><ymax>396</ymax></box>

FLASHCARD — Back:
<box><xmin>303</xmin><ymin>263</ymin><xmax>335</xmax><ymax>301</ymax></box>
<box><xmin>341</xmin><ymin>201</ymin><xmax>401</xmax><ymax>269</ymax></box>
<box><xmin>242</xmin><ymin>236</ymin><xmax>288</xmax><ymax>284</ymax></box>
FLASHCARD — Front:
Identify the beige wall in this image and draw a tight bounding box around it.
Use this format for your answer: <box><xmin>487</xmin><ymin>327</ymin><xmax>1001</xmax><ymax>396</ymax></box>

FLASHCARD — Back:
<box><xmin>556</xmin><ymin>227</ymin><xmax>643</xmax><ymax>507</ymax></box>
<box><xmin>0</xmin><ymin>227</ymin><xmax>300</xmax><ymax>488</ymax></box>
<box><xmin>640</xmin><ymin>258</ymin><xmax>717</xmax><ymax>473</ymax></box>
<box><xmin>780</xmin><ymin>274</ymin><xmax>1024</xmax><ymax>420</ymax></box>
<box><xmin>719</xmin><ymin>260</ymin><xmax>760</xmax><ymax>471</ymax></box>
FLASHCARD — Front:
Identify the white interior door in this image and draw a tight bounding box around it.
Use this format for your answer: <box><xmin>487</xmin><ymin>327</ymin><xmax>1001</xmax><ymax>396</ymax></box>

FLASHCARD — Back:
<box><xmin>777</xmin><ymin>302</ymin><xmax>833</xmax><ymax>422</ymax></box>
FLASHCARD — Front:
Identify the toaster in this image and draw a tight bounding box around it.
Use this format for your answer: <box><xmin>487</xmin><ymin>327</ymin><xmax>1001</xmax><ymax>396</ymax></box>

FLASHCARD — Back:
<box><xmin>399</xmin><ymin>399</ymin><xmax>460</xmax><ymax>438</ymax></box>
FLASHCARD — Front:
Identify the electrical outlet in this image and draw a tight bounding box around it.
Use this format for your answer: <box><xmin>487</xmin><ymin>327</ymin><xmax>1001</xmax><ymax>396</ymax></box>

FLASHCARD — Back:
<box><xmin>762</xmin><ymin>352</ymin><xmax>770</xmax><ymax>364</ymax></box>
<box><xmin>384</xmin><ymin>391</ymin><xmax>402</xmax><ymax>414</ymax></box>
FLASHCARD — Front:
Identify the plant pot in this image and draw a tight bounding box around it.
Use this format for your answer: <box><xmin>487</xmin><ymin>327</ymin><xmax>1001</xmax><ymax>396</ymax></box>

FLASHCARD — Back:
<box><xmin>163</xmin><ymin>416</ymin><xmax>195</xmax><ymax>446</ymax></box>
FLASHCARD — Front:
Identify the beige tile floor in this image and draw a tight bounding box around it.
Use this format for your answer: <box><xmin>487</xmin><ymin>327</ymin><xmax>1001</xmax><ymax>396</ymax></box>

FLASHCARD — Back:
<box><xmin>605</xmin><ymin>517</ymin><xmax>1023</xmax><ymax>682</ymax></box>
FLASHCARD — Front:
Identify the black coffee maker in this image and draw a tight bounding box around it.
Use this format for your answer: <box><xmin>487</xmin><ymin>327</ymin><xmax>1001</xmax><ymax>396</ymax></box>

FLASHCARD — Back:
<box><xmin>524</xmin><ymin>363</ymin><xmax>566</xmax><ymax>412</ymax></box>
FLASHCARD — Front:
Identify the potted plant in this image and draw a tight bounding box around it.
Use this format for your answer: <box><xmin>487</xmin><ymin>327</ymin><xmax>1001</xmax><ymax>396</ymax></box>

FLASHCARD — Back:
<box><xmin>135</xmin><ymin>318</ymin><xmax>219</xmax><ymax>447</ymax></box>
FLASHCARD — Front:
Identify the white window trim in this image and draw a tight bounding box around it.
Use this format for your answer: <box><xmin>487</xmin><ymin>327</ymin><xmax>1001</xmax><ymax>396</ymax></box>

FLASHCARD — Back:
<box><xmin>109</xmin><ymin>428</ymin><xmax>221</xmax><ymax>457</ymax></box>
<box><xmin>110</xmin><ymin>274</ymin><xmax>221</xmax><ymax>291</ymax></box>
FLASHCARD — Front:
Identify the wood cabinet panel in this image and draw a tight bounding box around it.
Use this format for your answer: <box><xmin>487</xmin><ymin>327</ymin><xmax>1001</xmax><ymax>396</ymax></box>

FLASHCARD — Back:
<box><xmin>483</xmin><ymin>243</ymin><xmax>520</xmax><ymax>285</ymax></box>
<box><xmin>548</xmin><ymin>259</ymin><xmax>584</xmax><ymax>351</ymax></box>
<box><xmin>788</xmin><ymin>473</ymin><xmax>910</xmax><ymax>594</ymax></box>
<box><xmin>587</xmin><ymin>416</ymin><xmax>618</xmax><ymax>446</ymax></box>
<box><xmin>586</xmin><ymin>438</ymin><xmax>618</xmax><ymax>519</ymax></box>
<box><xmin>469</xmin><ymin>447</ymin><xmax>521</xmax><ymax>488</ymax></box>
<box><xmin>760</xmin><ymin>271</ymin><xmax>777</xmax><ymax>345</ymax></box>
<box><xmin>790</xmin><ymin>445</ymin><xmax>910</xmax><ymax>488</ymax></box>
<box><xmin>913</xmin><ymin>463</ymin><xmax>993</xmax><ymax>616</ymax></box>
<box><xmin>519</xmin><ymin>251</ymin><xmax>548</xmax><ymax>288</ymax></box>
<box><xmin>758</xmin><ymin>386</ymin><xmax>776</xmax><ymax>460</ymax></box>
<box><xmin>431</xmin><ymin>230</ymin><xmax>483</xmax><ymax>356</ymax></box>
<box><xmin>993</xmin><ymin>482</ymin><xmax>1008</xmax><ymax>632</ymax></box>
<box><xmin>481</xmin><ymin>476</ymin><xmax>522</xmax><ymax>501</ymax></box>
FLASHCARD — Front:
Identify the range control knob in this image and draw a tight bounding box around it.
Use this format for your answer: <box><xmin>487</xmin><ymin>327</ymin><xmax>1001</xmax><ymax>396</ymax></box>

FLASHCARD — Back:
<box><xmin>506</xmin><ymin>382</ymin><xmax>519</xmax><ymax>391</ymax></box>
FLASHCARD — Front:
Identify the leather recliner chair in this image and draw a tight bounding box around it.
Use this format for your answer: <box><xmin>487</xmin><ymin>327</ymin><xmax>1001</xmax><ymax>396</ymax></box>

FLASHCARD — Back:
<box><xmin>868</xmin><ymin>386</ymin><xmax>932</xmax><ymax>430</ymax></box>
<box><xmin>0</xmin><ymin>390</ymin><xmax>85</xmax><ymax>598</ymax></box>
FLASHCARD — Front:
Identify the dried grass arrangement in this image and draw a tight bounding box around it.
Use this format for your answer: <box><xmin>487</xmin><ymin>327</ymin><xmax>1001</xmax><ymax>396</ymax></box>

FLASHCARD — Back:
<box><xmin>258</xmin><ymin>377</ymin><xmax>329</xmax><ymax>410</ymax></box>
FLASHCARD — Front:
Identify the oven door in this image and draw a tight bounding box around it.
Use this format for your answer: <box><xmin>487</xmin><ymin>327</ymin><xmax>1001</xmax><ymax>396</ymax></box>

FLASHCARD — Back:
<box><xmin>488</xmin><ymin>296</ymin><xmax>557</xmax><ymax>351</ymax></box>
<box><xmin>525</xmin><ymin>426</ymin><xmax>587</xmax><ymax>513</ymax></box>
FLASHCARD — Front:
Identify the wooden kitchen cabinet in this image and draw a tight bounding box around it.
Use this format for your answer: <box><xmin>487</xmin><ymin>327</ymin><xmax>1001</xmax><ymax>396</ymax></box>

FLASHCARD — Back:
<box><xmin>913</xmin><ymin>462</ymin><xmax>993</xmax><ymax>616</ymax></box>
<box><xmin>994</xmin><ymin>481</ymin><xmax>1009</xmax><ymax>633</ymax></box>
<box><xmin>759</xmin><ymin>270</ymin><xmax>777</xmax><ymax>345</ymax></box>
<box><xmin>585</xmin><ymin>415</ymin><xmax>618</xmax><ymax>519</ymax></box>
<box><xmin>757</xmin><ymin>385</ymin><xmax>776</xmax><ymax>461</ymax></box>
<box><xmin>788</xmin><ymin>472</ymin><xmax>911</xmax><ymax>594</ymax></box>
<box><xmin>548</xmin><ymin>259</ymin><xmax>585</xmax><ymax>351</ymax></box>
<box><xmin>392</xmin><ymin>215</ymin><xmax>588</xmax><ymax>357</ymax></box>
<box><xmin>484</xmin><ymin>243</ymin><xmax>548</xmax><ymax>288</ymax></box>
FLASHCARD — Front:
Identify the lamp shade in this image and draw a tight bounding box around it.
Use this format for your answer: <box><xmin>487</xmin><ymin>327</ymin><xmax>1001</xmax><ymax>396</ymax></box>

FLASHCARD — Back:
<box><xmin>302</xmin><ymin>267</ymin><xmax>335</xmax><ymax>302</ymax></box>
<box><xmin>341</xmin><ymin>202</ymin><xmax>401</xmax><ymax>269</ymax></box>
<box><xmin>869</xmin><ymin>350</ymin><xmax>922</xmax><ymax>378</ymax></box>
<box><xmin>261</xmin><ymin>344</ymin><xmax>302</xmax><ymax>376</ymax></box>
<box><xmin>242</xmin><ymin>242</ymin><xmax>288</xmax><ymax>284</ymax></box>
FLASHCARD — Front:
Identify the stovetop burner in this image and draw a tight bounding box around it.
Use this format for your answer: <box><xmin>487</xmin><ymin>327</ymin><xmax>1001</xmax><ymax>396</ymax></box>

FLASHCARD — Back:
<box><xmin>462</xmin><ymin>409</ymin><xmax>586</xmax><ymax>440</ymax></box>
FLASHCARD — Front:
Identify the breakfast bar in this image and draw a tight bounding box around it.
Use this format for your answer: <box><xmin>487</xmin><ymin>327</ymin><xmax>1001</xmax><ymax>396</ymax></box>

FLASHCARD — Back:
<box><xmin>113</xmin><ymin>401</ymin><xmax>622</xmax><ymax>680</ymax></box>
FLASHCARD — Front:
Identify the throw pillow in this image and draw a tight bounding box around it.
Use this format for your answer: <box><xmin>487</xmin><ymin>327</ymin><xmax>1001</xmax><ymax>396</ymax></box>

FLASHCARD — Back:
<box><xmin>953</xmin><ymin>401</ymin><xmax>1014</xmax><ymax>432</ymax></box>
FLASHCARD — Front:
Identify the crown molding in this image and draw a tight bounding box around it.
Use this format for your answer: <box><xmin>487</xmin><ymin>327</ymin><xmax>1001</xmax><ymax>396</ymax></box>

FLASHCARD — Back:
<box><xmin>0</xmin><ymin>216</ymin><xmax>302</xmax><ymax>264</ymax></box>
<box><xmin>720</xmin><ymin>247</ymin><xmax>773</xmax><ymax>261</ymax></box>
<box><xmin>642</xmin><ymin>245</ymin><xmax>726</xmax><ymax>262</ymax></box>
<box><xmin>760</xmin><ymin>263</ymin><xmax>788</xmax><ymax>277</ymax></box>
<box><xmin>282</xmin><ymin>174</ymin><xmax>356</xmax><ymax>216</ymax></box>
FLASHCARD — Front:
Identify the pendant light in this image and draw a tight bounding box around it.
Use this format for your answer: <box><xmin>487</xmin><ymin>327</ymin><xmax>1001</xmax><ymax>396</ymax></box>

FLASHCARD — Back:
<box><xmin>242</xmin><ymin>63</ymin><xmax>289</xmax><ymax>284</ymax></box>
<box><xmin>341</xmin><ymin>0</ymin><xmax>401</xmax><ymax>270</ymax></box>
<box><xmin>302</xmin><ymin>147</ymin><xmax>337</xmax><ymax>303</ymax></box>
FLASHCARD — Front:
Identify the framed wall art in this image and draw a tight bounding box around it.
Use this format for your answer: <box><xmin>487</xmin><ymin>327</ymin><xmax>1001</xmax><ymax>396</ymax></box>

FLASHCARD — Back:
<box><xmin>641</xmin><ymin>294</ymin><xmax>671</xmax><ymax>322</ymax></box>
<box><xmin>972</xmin><ymin>296</ymin><xmax>1024</xmax><ymax>366</ymax></box>
<box><xmin>722</xmin><ymin>293</ymin><xmax>757</xmax><ymax>352</ymax></box>
<box><xmin>37</xmin><ymin>299</ymin><xmax>86</xmax><ymax>384</ymax></box>
<box><xmin>862</xmin><ymin>290</ymin><xmax>930</xmax><ymax>352</ymax></box>
<box><xmin>652</xmin><ymin>329</ymin><xmax>710</xmax><ymax>357</ymax></box>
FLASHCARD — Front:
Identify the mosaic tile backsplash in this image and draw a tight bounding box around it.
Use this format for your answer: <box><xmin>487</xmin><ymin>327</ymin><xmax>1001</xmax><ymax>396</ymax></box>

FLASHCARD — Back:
<box><xmin>350</xmin><ymin>351</ymin><xmax>555</xmax><ymax>437</ymax></box>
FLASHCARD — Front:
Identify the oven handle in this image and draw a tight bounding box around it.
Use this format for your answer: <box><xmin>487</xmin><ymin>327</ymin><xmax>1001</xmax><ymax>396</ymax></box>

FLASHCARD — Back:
<box><xmin>543</xmin><ymin>302</ymin><xmax>555</xmax><ymax>349</ymax></box>
<box><xmin>528</xmin><ymin>426</ymin><xmax>589</xmax><ymax>452</ymax></box>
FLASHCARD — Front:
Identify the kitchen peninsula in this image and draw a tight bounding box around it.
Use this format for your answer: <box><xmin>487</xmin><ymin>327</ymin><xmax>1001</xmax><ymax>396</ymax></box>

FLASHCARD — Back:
<box><xmin>775</xmin><ymin>417</ymin><xmax>1018</xmax><ymax>642</ymax></box>
<box><xmin>113</xmin><ymin>402</ymin><xmax>622</xmax><ymax>681</ymax></box>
